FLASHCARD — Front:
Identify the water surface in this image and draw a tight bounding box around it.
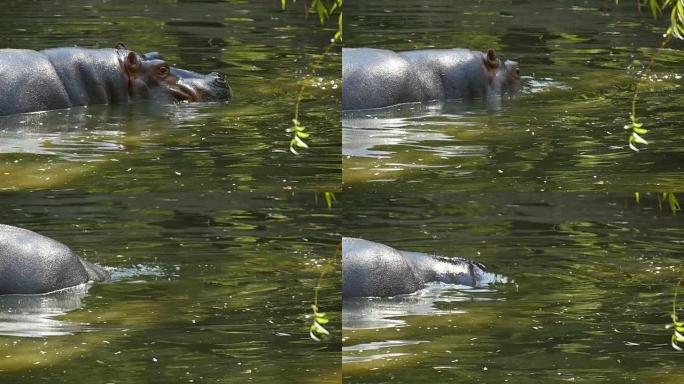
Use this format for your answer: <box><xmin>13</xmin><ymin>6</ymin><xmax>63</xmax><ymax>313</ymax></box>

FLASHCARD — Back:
<box><xmin>0</xmin><ymin>191</ymin><xmax>341</xmax><ymax>383</ymax></box>
<box><xmin>342</xmin><ymin>192</ymin><xmax>683</xmax><ymax>383</ymax></box>
<box><xmin>344</xmin><ymin>0</ymin><xmax>684</xmax><ymax>191</ymax></box>
<box><xmin>0</xmin><ymin>0</ymin><xmax>340</xmax><ymax>192</ymax></box>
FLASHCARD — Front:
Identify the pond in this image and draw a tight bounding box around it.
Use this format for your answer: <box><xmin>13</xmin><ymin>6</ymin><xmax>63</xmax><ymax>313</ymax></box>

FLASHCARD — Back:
<box><xmin>0</xmin><ymin>0</ymin><xmax>340</xmax><ymax>193</ymax></box>
<box><xmin>0</xmin><ymin>1</ymin><xmax>340</xmax><ymax>382</ymax></box>
<box><xmin>0</xmin><ymin>191</ymin><xmax>340</xmax><ymax>382</ymax></box>
<box><xmin>343</xmin><ymin>0</ymin><xmax>684</xmax><ymax>192</ymax></box>
<box><xmin>341</xmin><ymin>192</ymin><xmax>683</xmax><ymax>383</ymax></box>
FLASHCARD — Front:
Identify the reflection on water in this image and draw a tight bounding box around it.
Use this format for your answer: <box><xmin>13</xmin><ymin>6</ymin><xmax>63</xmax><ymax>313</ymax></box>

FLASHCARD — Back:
<box><xmin>0</xmin><ymin>284</ymin><xmax>90</xmax><ymax>337</ymax></box>
<box><xmin>342</xmin><ymin>103</ymin><xmax>490</xmax><ymax>171</ymax></box>
<box><xmin>343</xmin><ymin>340</ymin><xmax>429</xmax><ymax>364</ymax></box>
<box><xmin>343</xmin><ymin>283</ymin><xmax>499</xmax><ymax>330</ymax></box>
<box><xmin>0</xmin><ymin>265</ymin><xmax>166</xmax><ymax>338</ymax></box>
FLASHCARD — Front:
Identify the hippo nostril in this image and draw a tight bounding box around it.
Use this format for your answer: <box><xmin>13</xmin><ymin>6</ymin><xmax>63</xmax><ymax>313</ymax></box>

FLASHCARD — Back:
<box><xmin>213</xmin><ymin>75</ymin><xmax>226</xmax><ymax>86</ymax></box>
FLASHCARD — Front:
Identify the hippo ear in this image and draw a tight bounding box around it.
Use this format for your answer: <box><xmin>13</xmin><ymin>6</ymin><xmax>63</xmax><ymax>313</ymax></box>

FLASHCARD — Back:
<box><xmin>484</xmin><ymin>49</ymin><xmax>499</xmax><ymax>69</ymax></box>
<box><xmin>125</xmin><ymin>51</ymin><xmax>141</xmax><ymax>73</ymax></box>
<box><xmin>114</xmin><ymin>42</ymin><xmax>128</xmax><ymax>51</ymax></box>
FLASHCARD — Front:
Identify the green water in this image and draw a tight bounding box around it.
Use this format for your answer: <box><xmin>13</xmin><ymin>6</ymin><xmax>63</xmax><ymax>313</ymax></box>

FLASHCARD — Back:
<box><xmin>0</xmin><ymin>192</ymin><xmax>340</xmax><ymax>382</ymax></box>
<box><xmin>1</xmin><ymin>1</ymin><xmax>683</xmax><ymax>383</ymax></box>
<box><xmin>341</xmin><ymin>193</ymin><xmax>683</xmax><ymax>383</ymax></box>
<box><xmin>343</xmin><ymin>0</ymin><xmax>684</xmax><ymax>191</ymax></box>
<box><xmin>0</xmin><ymin>0</ymin><xmax>340</xmax><ymax>192</ymax></box>
<box><xmin>0</xmin><ymin>1</ymin><xmax>341</xmax><ymax>382</ymax></box>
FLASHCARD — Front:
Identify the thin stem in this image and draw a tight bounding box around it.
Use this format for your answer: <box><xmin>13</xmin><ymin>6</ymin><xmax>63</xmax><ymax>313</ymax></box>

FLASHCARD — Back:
<box><xmin>674</xmin><ymin>269</ymin><xmax>684</xmax><ymax>319</ymax></box>
<box><xmin>294</xmin><ymin>38</ymin><xmax>338</xmax><ymax>123</ymax></box>
<box><xmin>313</xmin><ymin>241</ymin><xmax>342</xmax><ymax>308</ymax></box>
<box><xmin>631</xmin><ymin>37</ymin><xmax>671</xmax><ymax>118</ymax></box>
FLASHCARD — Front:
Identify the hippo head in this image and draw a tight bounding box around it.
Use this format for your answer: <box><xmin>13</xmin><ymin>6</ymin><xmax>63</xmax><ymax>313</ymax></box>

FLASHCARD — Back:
<box><xmin>115</xmin><ymin>43</ymin><xmax>231</xmax><ymax>103</ymax></box>
<box><xmin>433</xmin><ymin>257</ymin><xmax>509</xmax><ymax>287</ymax></box>
<box><xmin>483</xmin><ymin>49</ymin><xmax>522</xmax><ymax>97</ymax></box>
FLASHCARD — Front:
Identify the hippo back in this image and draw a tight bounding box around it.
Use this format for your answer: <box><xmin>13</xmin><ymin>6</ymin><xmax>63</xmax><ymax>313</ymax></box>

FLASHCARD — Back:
<box><xmin>398</xmin><ymin>48</ymin><xmax>490</xmax><ymax>100</ymax></box>
<box><xmin>342</xmin><ymin>237</ymin><xmax>424</xmax><ymax>297</ymax></box>
<box><xmin>0</xmin><ymin>224</ymin><xmax>103</xmax><ymax>294</ymax></box>
<box><xmin>342</xmin><ymin>48</ymin><xmax>424</xmax><ymax>110</ymax></box>
<box><xmin>343</xmin><ymin>47</ymin><xmax>521</xmax><ymax>110</ymax></box>
<box><xmin>0</xmin><ymin>49</ymin><xmax>72</xmax><ymax>116</ymax></box>
<box><xmin>41</xmin><ymin>47</ymin><xmax>129</xmax><ymax>107</ymax></box>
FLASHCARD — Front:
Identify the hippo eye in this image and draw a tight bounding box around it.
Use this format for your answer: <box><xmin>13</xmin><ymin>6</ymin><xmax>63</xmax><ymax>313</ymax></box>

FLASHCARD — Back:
<box><xmin>158</xmin><ymin>65</ymin><xmax>170</xmax><ymax>77</ymax></box>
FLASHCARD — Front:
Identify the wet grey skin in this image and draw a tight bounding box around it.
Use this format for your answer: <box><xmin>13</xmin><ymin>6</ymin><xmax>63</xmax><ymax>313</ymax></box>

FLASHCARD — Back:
<box><xmin>0</xmin><ymin>224</ymin><xmax>109</xmax><ymax>295</ymax></box>
<box><xmin>343</xmin><ymin>237</ymin><xmax>503</xmax><ymax>298</ymax></box>
<box><xmin>0</xmin><ymin>43</ymin><xmax>231</xmax><ymax>116</ymax></box>
<box><xmin>342</xmin><ymin>47</ymin><xmax>522</xmax><ymax>110</ymax></box>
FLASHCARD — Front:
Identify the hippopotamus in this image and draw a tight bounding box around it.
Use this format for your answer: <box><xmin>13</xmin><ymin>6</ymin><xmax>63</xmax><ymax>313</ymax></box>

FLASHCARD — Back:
<box><xmin>0</xmin><ymin>43</ymin><xmax>231</xmax><ymax>116</ymax></box>
<box><xmin>0</xmin><ymin>224</ymin><xmax>109</xmax><ymax>295</ymax></box>
<box><xmin>343</xmin><ymin>237</ymin><xmax>504</xmax><ymax>298</ymax></box>
<box><xmin>342</xmin><ymin>48</ymin><xmax>522</xmax><ymax>110</ymax></box>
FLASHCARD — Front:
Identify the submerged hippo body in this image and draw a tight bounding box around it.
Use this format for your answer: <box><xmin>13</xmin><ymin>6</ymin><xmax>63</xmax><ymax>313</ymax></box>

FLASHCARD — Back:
<box><xmin>0</xmin><ymin>224</ymin><xmax>109</xmax><ymax>295</ymax></box>
<box><xmin>0</xmin><ymin>43</ymin><xmax>231</xmax><ymax>116</ymax></box>
<box><xmin>342</xmin><ymin>48</ymin><xmax>521</xmax><ymax>110</ymax></box>
<box><xmin>343</xmin><ymin>237</ymin><xmax>502</xmax><ymax>298</ymax></box>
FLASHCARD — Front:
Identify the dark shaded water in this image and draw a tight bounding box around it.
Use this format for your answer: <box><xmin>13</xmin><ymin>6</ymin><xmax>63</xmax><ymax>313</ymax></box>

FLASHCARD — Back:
<box><xmin>0</xmin><ymin>0</ymin><xmax>340</xmax><ymax>192</ymax></box>
<box><xmin>0</xmin><ymin>192</ymin><xmax>340</xmax><ymax>382</ymax></box>
<box><xmin>343</xmin><ymin>0</ymin><xmax>684</xmax><ymax>191</ymax></box>
<box><xmin>341</xmin><ymin>192</ymin><xmax>683</xmax><ymax>383</ymax></box>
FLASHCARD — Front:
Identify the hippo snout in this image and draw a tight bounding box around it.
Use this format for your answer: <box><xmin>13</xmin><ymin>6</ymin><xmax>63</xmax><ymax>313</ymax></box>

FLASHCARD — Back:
<box><xmin>500</xmin><ymin>59</ymin><xmax>523</xmax><ymax>96</ymax></box>
<box><xmin>171</xmin><ymin>68</ymin><xmax>232</xmax><ymax>102</ymax></box>
<box><xmin>210</xmin><ymin>72</ymin><xmax>227</xmax><ymax>86</ymax></box>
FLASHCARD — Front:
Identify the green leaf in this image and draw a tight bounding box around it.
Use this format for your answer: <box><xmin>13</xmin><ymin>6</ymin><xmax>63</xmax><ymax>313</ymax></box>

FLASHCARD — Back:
<box><xmin>324</xmin><ymin>192</ymin><xmax>335</xmax><ymax>208</ymax></box>
<box><xmin>633</xmin><ymin>126</ymin><xmax>648</xmax><ymax>135</ymax></box>
<box><xmin>309</xmin><ymin>328</ymin><xmax>321</xmax><ymax>341</ymax></box>
<box><xmin>649</xmin><ymin>0</ymin><xmax>662</xmax><ymax>18</ymax></box>
<box><xmin>289</xmin><ymin>140</ymin><xmax>300</xmax><ymax>155</ymax></box>
<box><xmin>667</xmin><ymin>193</ymin><xmax>681</xmax><ymax>214</ymax></box>
<box><xmin>635</xmin><ymin>192</ymin><xmax>640</xmax><ymax>204</ymax></box>
<box><xmin>631</xmin><ymin>132</ymin><xmax>648</xmax><ymax>145</ymax></box>
<box><xmin>293</xmin><ymin>135</ymin><xmax>309</xmax><ymax>148</ymax></box>
<box><xmin>313</xmin><ymin>0</ymin><xmax>328</xmax><ymax>25</ymax></box>
<box><xmin>312</xmin><ymin>320</ymin><xmax>330</xmax><ymax>335</ymax></box>
<box><xmin>675</xmin><ymin>329</ymin><xmax>684</xmax><ymax>342</ymax></box>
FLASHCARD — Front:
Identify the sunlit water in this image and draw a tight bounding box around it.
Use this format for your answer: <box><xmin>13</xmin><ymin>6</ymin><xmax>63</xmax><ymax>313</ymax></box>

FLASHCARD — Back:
<box><xmin>0</xmin><ymin>285</ymin><xmax>92</xmax><ymax>338</ymax></box>
<box><xmin>341</xmin><ymin>192</ymin><xmax>683</xmax><ymax>383</ymax></box>
<box><xmin>343</xmin><ymin>0</ymin><xmax>684</xmax><ymax>191</ymax></box>
<box><xmin>0</xmin><ymin>0</ymin><xmax>340</xmax><ymax>193</ymax></box>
